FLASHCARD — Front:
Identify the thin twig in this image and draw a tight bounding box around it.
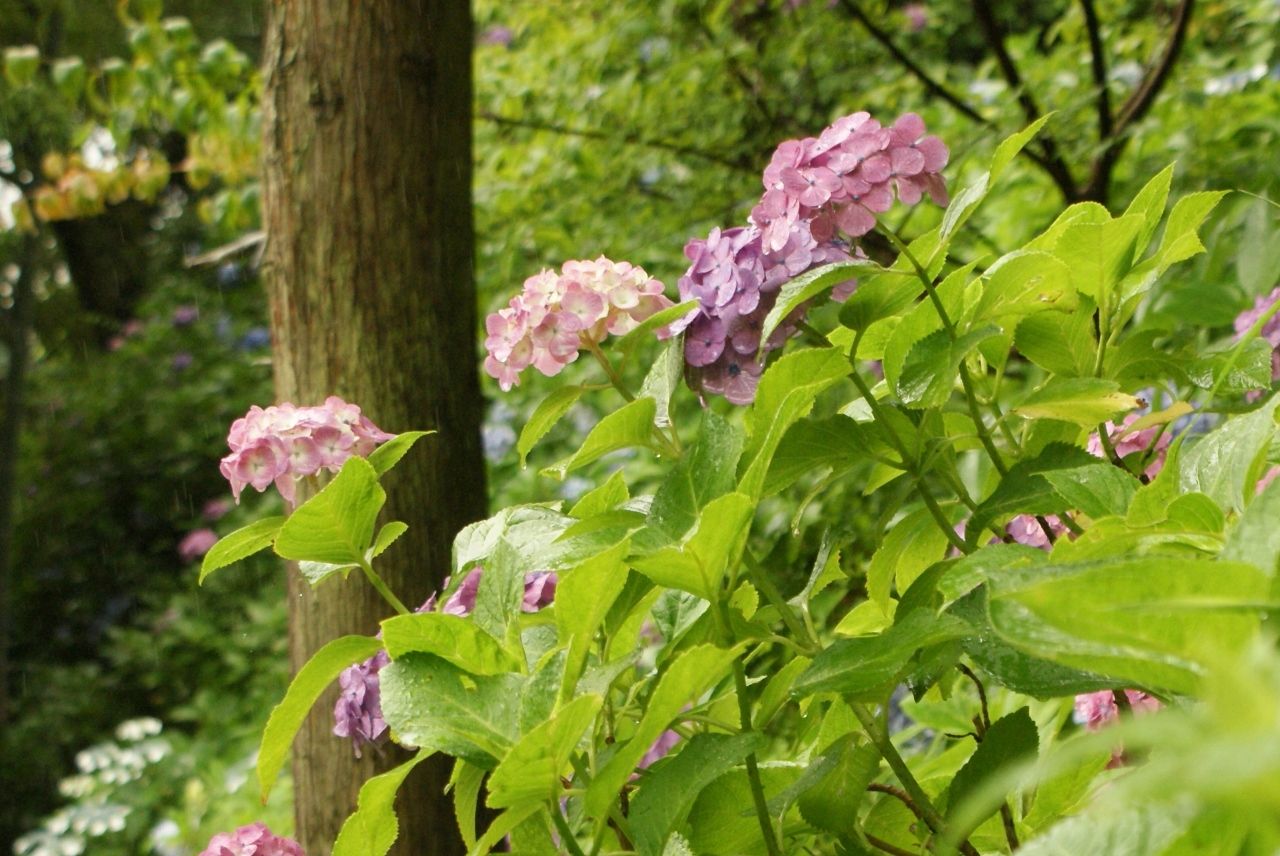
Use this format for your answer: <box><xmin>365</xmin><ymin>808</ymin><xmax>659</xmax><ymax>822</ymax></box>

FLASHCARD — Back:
<box><xmin>869</xmin><ymin>782</ymin><xmax>928</xmax><ymax>823</ymax></box>
<box><xmin>478</xmin><ymin>110</ymin><xmax>754</xmax><ymax>173</ymax></box>
<box><xmin>865</xmin><ymin>834</ymin><xmax>919</xmax><ymax>856</ymax></box>
<box><xmin>1082</xmin><ymin>0</ymin><xmax>1195</xmax><ymax>202</ymax></box>
<box><xmin>969</xmin><ymin>0</ymin><xmax>1077</xmax><ymax>198</ymax></box>
<box><xmin>956</xmin><ymin>664</ymin><xmax>991</xmax><ymax>732</ymax></box>
<box><xmin>1000</xmin><ymin>801</ymin><xmax>1022</xmax><ymax>851</ymax></box>
<box><xmin>1078</xmin><ymin>0</ymin><xmax>1113</xmax><ymax>138</ymax></box>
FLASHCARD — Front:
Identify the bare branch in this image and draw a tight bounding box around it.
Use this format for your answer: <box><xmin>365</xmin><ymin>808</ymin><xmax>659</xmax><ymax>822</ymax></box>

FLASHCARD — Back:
<box><xmin>1082</xmin><ymin>0</ymin><xmax>1195</xmax><ymax>202</ymax></box>
<box><xmin>969</xmin><ymin>0</ymin><xmax>1077</xmax><ymax>196</ymax></box>
<box><xmin>1079</xmin><ymin>0</ymin><xmax>1114</xmax><ymax>138</ymax></box>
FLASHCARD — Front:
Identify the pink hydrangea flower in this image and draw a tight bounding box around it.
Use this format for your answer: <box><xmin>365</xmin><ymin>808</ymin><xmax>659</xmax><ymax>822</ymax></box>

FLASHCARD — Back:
<box><xmin>1234</xmin><ymin>285</ymin><xmax>1280</xmax><ymax>399</ymax></box>
<box><xmin>1074</xmin><ymin>689</ymin><xmax>1162</xmax><ymax>767</ymax></box>
<box><xmin>178</xmin><ymin>528</ymin><xmax>219</xmax><ymax>564</ymax></box>
<box><xmin>202</xmin><ymin>498</ymin><xmax>233</xmax><ymax>522</ymax></box>
<box><xmin>484</xmin><ymin>258</ymin><xmax>673</xmax><ymax>391</ymax></box>
<box><xmin>219</xmin><ymin>397</ymin><xmax>394</xmax><ymax>505</ymax></box>
<box><xmin>751</xmin><ymin>110</ymin><xmax>948</xmax><ymax>251</ymax></box>
<box><xmin>199</xmin><ymin>823</ymin><xmax>304</xmax><ymax>856</ymax></box>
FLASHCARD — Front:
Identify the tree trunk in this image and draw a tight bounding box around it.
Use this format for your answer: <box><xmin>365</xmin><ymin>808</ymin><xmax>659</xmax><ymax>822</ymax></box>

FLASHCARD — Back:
<box><xmin>260</xmin><ymin>3</ymin><xmax>482</xmax><ymax>854</ymax></box>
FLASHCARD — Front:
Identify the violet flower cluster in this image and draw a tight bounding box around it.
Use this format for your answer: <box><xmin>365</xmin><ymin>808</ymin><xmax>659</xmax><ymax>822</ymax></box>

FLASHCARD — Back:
<box><xmin>666</xmin><ymin>223</ymin><xmax>859</xmax><ymax>404</ymax></box>
<box><xmin>483</xmin><ymin>257</ymin><xmax>673</xmax><ymax>391</ymax></box>
<box><xmin>669</xmin><ymin>110</ymin><xmax>948</xmax><ymax>404</ymax></box>
<box><xmin>199</xmin><ymin>823</ymin><xmax>304</xmax><ymax>856</ymax></box>
<box><xmin>219</xmin><ymin>397</ymin><xmax>394</xmax><ymax>506</ymax></box>
<box><xmin>332</xmin><ymin>566</ymin><xmax>557</xmax><ymax>756</ymax></box>
<box><xmin>1007</xmin><ymin>413</ymin><xmax>1172</xmax><ymax>549</ymax></box>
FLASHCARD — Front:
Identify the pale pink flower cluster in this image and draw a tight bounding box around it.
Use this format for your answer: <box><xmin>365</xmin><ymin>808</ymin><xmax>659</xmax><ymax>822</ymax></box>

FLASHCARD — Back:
<box><xmin>219</xmin><ymin>397</ymin><xmax>394</xmax><ymax>506</ymax></box>
<box><xmin>750</xmin><ymin>111</ymin><xmax>948</xmax><ymax>250</ymax></box>
<box><xmin>1008</xmin><ymin>414</ymin><xmax>1172</xmax><ymax>548</ymax></box>
<box><xmin>199</xmin><ymin>823</ymin><xmax>304</xmax><ymax>856</ymax></box>
<box><xmin>484</xmin><ymin>257</ymin><xmax>674</xmax><ymax>390</ymax></box>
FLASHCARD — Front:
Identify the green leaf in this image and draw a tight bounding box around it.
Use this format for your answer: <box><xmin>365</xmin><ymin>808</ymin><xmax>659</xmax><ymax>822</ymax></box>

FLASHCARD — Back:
<box><xmin>258</xmin><ymin>635</ymin><xmax>384</xmax><ymax>801</ymax></box>
<box><xmin>199</xmin><ymin>516</ymin><xmax>285</xmax><ymax>583</ymax></box>
<box><xmin>518</xmin><ymin>386</ymin><xmax>587</xmax><ymax>466</ymax></box>
<box><xmin>1041</xmin><ymin>463</ymin><xmax>1140</xmax><ymax>519</ymax></box>
<box><xmin>881</xmin><ymin>264</ymin><xmax>974</xmax><ymax>389</ymax></box>
<box><xmin>1222</xmin><ymin>476</ymin><xmax>1280</xmax><ymax>579</ymax></box>
<box><xmin>367</xmin><ymin>430</ymin><xmax>434</xmax><ymax>476</ymax></box>
<box><xmin>51</xmin><ymin>56</ymin><xmax>87</xmax><ymax>99</ymax></box>
<box><xmin>991</xmin><ymin>115</ymin><xmax>1052</xmax><ymax>181</ymax></box>
<box><xmin>1013</xmin><ymin>378</ymin><xmax>1140</xmax><ymax>426</ymax></box>
<box><xmin>472</xmin><ymin>536</ymin><xmax>525</xmax><ymax>640</ymax></box>
<box><xmin>946</xmin><ymin>708</ymin><xmax>1038</xmax><ymax>831</ymax></box>
<box><xmin>1122</xmin><ymin>163</ymin><xmax>1175</xmax><ymax>257</ymax></box>
<box><xmin>1187</xmin><ymin>337</ymin><xmax>1274</xmax><ymax>392</ymax></box>
<box><xmin>967</xmin><ymin>443</ymin><xmax>1099</xmax><ymax>544</ymax></box>
<box><xmin>629</xmin><ymin>732</ymin><xmax>767</xmax><ymax>856</ymax></box>
<box><xmin>274</xmin><ymin>457</ymin><xmax>385</xmax><ymax>565</ymax></box>
<box><xmin>467</xmin><ymin>806</ymin><xmax>540</xmax><ymax>856</ymax></box>
<box><xmin>797</xmin><ymin>737</ymin><xmax>881</xmax><ymax>835</ymax></box>
<box><xmin>556</xmin><ymin>539</ymin><xmax>631</xmax><ymax>700</ymax></box>
<box><xmin>487</xmin><ymin>694</ymin><xmax>602</xmax><ymax>810</ymax></box>
<box><xmin>767</xmin><ymin>415</ymin><xmax>891</xmax><ymax>495</ymax></box>
<box><xmin>973</xmin><ymin>250</ymin><xmax>1075</xmax><ymax>323</ymax></box>
<box><xmin>938</xmin><ymin>116</ymin><xmax>1050</xmax><ymax>241</ymax></box>
<box><xmin>296</xmin><ymin>560</ymin><xmax>358</xmax><ymax>587</ymax></box>
<box><xmin>1052</xmin><ymin>214</ymin><xmax>1143</xmax><ymax>305</ymax></box>
<box><xmin>644</xmin><ymin>409</ymin><xmax>743</xmax><ymax>544</ymax></box>
<box><xmin>381</xmin><ymin>612</ymin><xmax>519</xmax><ymax>675</ymax></box>
<box><xmin>1153</xmin><ymin>190</ymin><xmax>1231</xmax><ymax>270</ymax></box>
<box><xmin>897</xmin><ymin>324</ymin><xmax>1003</xmax><ymax>409</ymax></box>
<box><xmin>1179</xmin><ymin>394</ymin><xmax>1280</xmax><ymax>512</ymax></box>
<box><xmin>614</xmin><ymin>299</ymin><xmax>700</xmax><ymax>358</ymax></box>
<box><xmin>370</xmin><ymin>521</ymin><xmax>408</xmax><ymax>559</ymax></box>
<box><xmin>630</xmin><ymin>492</ymin><xmax>754</xmax><ymax>600</ymax></box>
<box><xmin>332</xmin><ymin>750</ymin><xmax>430</xmax><ymax>856</ymax></box>
<box><xmin>1014</xmin><ymin>308</ymin><xmax>1097</xmax><ymax>377</ymax></box>
<box><xmin>791</xmin><ymin>610</ymin><xmax>969</xmax><ymax>699</ymax></box>
<box><xmin>988</xmin><ymin>557</ymin><xmax>1269</xmax><ymax>693</ymax></box>
<box><xmin>639</xmin><ymin>336</ymin><xmax>685</xmax><ymax>428</ymax></box>
<box><xmin>380</xmin><ymin>653</ymin><xmax>524</xmax><ymax>764</ymax></box>
<box><xmin>569</xmin><ymin>470</ymin><xmax>630</xmax><ymax>519</ymax></box>
<box><xmin>740</xmin><ymin>347</ymin><xmax>850</xmax><ymax>497</ymax></box>
<box><xmin>1015</xmin><ymin>805</ymin><xmax>1188</xmax><ymax>856</ymax></box>
<box><xmin>867</xmin><ymin>507</ymin><xmax>951</xmax><ymax>612</ymax></box>
<box><xmin>452</xmin><ymin>760</ymin><xmax>485</xmax><ymax>851</ymax></box>
<box><xmin>761</xmin><ymin>260</ymin><xmax>878</xmax><ymax>348</ymax></box>
<box><xmin>838</xmin><ymin>270</ymin><xmax>920</xmax><ymax>332</ymax></box>
<box><xmin>542</xmin><ymin>397</ymin><xmax>657</xmax><ymax>480</ymax></box>
<box><xmin>585</xmin><ymin>644</ymin><xmax>738</xmax><ymax>823</ymax></box>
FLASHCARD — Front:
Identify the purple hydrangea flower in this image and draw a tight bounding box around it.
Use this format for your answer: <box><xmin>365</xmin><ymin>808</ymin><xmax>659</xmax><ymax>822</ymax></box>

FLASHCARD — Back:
<box><xmin>199</xmin><ymin>823</ymin><xmax>304</xmax><ymax>856</ymax></box>
<box><xmin>172</xmin><ymin>305</ymin><xmax>199</xmax><ymax>327</ymax></box>
<box><xmin>637</xmin><ymin>729</ymin><xmax>682</xmax><ymax>770</ymax></box>
<box><xmin>332</xmin><ymin>650</ymin><xmax>390</xmax><ymax>758</ymax></box>
<box><xmin>664</xmin><ymin>222</ymin><xmax>857</xmax><ymax>405</ymax></box>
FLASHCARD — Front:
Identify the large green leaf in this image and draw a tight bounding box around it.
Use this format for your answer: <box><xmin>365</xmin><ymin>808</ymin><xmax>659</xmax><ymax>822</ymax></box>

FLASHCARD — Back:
<box><xmin>639</xmin><ymin>336</ymin><xmax>685</xmax><ymax>429</ymax></box>
<box><xmin>584</xmin><ymin>644</ymin><xmax>737</xmax><ymax>823</ymax></box>
<box><xmin>1041</xmin><ymin>463</ymin><xmax>1140</xmax><ymax>519</ymax></box>
<box><xmin>1052</xmin><ymin>214</ymin><xmax>1143</xmax><ymax>306</ymax></box>
<box><xmin>366</xmin><ymin>430</ymin><xmax>433</xmax><ymax>476</ymax></box>
<box><xmin>740</xmin><ymin>347</ymin><xmax>850</xmax><ymax>498</ymax></box>
<box><xmin>939</xmin><ymin>116</ymin><xmax>1051</xmax><ymax>242</ymax></box>
<box><xmin>966</xmin><ymin>443</ymin><xmax>1098</xmax><ymax>546</ymax></box>
<box><xmin>791</xmin><ymin>610</ymin><xmax>969</xmax><ymax>699</ymax></box>
<box><xmin>631</xmin><ymin>492</ymin><xmax>755</xmax><ymax>600</ymax></box>
<box><xmin>1222</xmin><ymin>477</ymin><xmax>1280</xmax><ymax>580</ymax></box>
<box><xmin>629</xmin><ymin>732</ymin><xmax>767</xmax><ymax>856</ymax></box>
<box><xmin>644</xmin><ymin>409</ymin><xmax>743</xmax><ymax>544</ymax></box>
<box><xmin>274</xmin><ymin>457</ymin><xmax>384</xmax><ymax>566</ymax></box>
<box><xmin>1015</xmin><ymin>805</ymin><xmax>1189</xmax><ymax>856</ymax></box>
<box><xmin>881</xmin><ymin>264</ymin><xmax>974</xmax><ymax>390</ymax></box>
<box><xmin>555</xmin><ymin>539</ymin><xmax>631</xmax><ymax>699</ymax></box>
<box><xmin>1122</xmin><ymin>163</ymin><xmax>1175</xmax><ymax>258</ymax></box>
<box><xmin>1179</xmin><ymin>394</ymin><xmax>1280</xmax><ymax>512</ymax></box>
<box><xmin>897</xmin><ymin>324</ymin><xmax>1003</xmax><ymax>409</ymax></box>
<box><xmin>973</xmin><ymin>250</ymin><xmax>1075</xmax><ymax>323</ymax></box>
<box><xmin>1014</xmin><ymin>307</ymin><xmax>1097</xmax><ymax>377</ymax></box>
<box><xmin>258</xmin><ymin>635</ymin><xmax>384</xmax><ymax>801</ymax></box>
<box><xmin>379</xmin><ymin>653</ymin><xmax>525</xmax><ymax>765</ymax></box>
<box><xmin>199</xmin><ymin>516</ymin><xmax>285</xmax><ymax>583</ymax></box>
<box><xmin>987</xmin><ymin>556</ymin><xmax>1269</xmax><ymax>693</ymax></box>
<box><xmin>380</xmin><ymin>612</ymin><xmax>519</xmax><ymax>675</ymax></box>
<box><xmin>333</xmin><ymin>750</ymin><xmax>430</xmax><ymax>856</ymax></box>
<box><xmin>796</xmin><ymin>736</ymin><xmax>881</xmax><ymax>835</ymax></box>
<box><xmin>541</xmin><ymin>396</ymin><xmax>657</xmax><ymax>480</ymax></box>
<box><xmin>766</xmin><ymin>415</ymin><xmax>892</xmax><ymax>495</ymax></box>
<box><xmin>487</xmin><ymin>694</ymin><xmax>602</xmax><ymax>809</ymax></box>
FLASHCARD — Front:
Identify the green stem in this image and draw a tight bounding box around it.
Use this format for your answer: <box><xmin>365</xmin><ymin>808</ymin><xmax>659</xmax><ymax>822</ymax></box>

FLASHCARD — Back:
<box><xmin>712</xmin><ymin>599</ymin><xmax>783</xmax><ymax>856</ymax></box>
<box><xmin>850</xmin><ymin>702</ymin><xmax>980</xmax><ymax>856</ymax></box>
<box><xmin>743</xmin><ymin>551</ymin><xmax>821</xmax><ymax>653</ymax></box>
<box><xmin>360</xmin><ymin>561</ymin><xmax>410</xmax><ymax>615</ymax></box>
<box><xmin>551</xmin><ymin>806</ymin><xmax>589</xmax><ymax>856</ymax></box>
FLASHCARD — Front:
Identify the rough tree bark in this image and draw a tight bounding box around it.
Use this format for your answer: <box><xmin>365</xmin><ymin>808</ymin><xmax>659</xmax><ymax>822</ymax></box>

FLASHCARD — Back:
<box><xmin>261</xmin><ymin>2</ymin><xmax>483</xmax><ymax>854</ymax></box>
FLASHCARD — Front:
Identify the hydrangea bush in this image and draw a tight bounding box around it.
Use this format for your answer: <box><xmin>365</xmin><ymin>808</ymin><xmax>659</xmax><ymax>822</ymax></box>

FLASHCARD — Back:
<box><xmin>201</xmin><ymin>113</ymin><xmax>1280</xmax><ymax>855</ymax></box>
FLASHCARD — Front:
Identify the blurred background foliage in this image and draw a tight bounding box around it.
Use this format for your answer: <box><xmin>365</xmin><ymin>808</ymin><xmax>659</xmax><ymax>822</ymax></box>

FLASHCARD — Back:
<box><xmin>0</xmin><ymin>0</ymin><xmax>1276</xmax><ymax>852</ymax></box>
